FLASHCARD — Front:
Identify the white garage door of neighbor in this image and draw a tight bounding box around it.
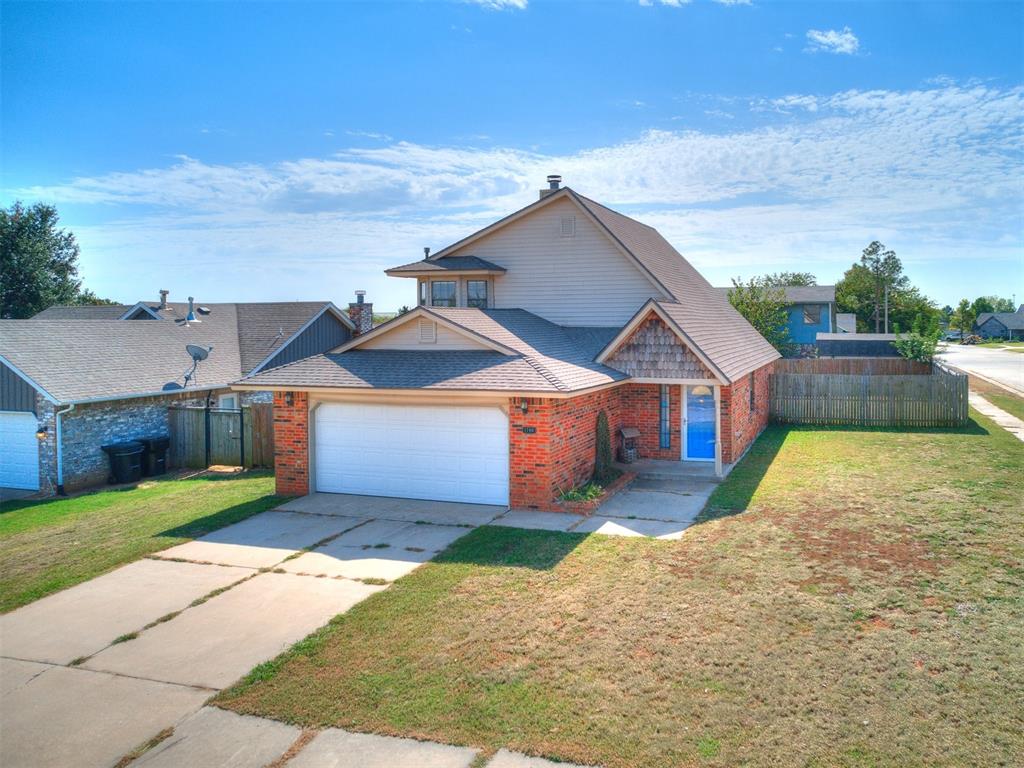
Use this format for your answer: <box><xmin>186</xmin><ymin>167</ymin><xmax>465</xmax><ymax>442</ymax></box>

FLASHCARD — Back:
<box><xmin>315</xmin><ymin>402</ymin><xmax>509</xmax><ymax>505</ymax></box>
<box><xmin>0</xmin><ymin>411</ymin><xmax>40</xmax><ymax>491</ymax></box>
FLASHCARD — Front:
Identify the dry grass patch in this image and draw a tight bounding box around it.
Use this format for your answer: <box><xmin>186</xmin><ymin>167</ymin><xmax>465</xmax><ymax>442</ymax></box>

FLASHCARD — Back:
<box><xmin>218</xmin><ymin>416</ymin><xmax>1023</xmax><ymax>768</ymax></box>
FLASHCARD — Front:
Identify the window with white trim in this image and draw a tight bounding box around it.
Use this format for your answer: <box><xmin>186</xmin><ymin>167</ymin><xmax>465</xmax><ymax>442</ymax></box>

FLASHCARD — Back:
<box><xmin>218</xmin><ymin>393</ymin><xmax>239</xmax><ymax>410</ymax></box>
<box><xmin>431</xmin><ymin>281</ymin><xmax>456</xmax><ymax>307</ymax></box>
<box><xmin>467</xmin><ymin>280</ymin><xmax>488</xmax><ymax>309</ymax></box>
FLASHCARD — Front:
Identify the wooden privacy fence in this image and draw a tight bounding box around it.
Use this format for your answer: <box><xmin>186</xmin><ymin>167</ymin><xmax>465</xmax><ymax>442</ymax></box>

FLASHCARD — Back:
<box><xmin>775</xmin><ymin>358</ymin><xmax>932</xmax><ymax>376</ymax></box>
<box><xmin>168</xmin><ymin>404</ymin><xmax>275</xmax><ymax>469</ymax></box>
<box><xmin>770</xmin><ymin>364</ymin><xmax>968</xmax><ymax>428</ymax></box>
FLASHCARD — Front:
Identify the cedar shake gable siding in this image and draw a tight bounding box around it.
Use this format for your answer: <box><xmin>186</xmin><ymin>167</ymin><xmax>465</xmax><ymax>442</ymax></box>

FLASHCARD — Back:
<box><xmin>604</xmin><ymin>314</ymin><xmax>716</xmax><ymax>380</ymax></box>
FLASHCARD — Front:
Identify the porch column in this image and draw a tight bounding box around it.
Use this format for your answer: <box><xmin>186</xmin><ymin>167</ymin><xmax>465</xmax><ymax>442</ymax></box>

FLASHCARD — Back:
<box><xmin>713</xmin><ymin>385</ymin><xmax>722</xmax><ymax>477</ymax></box>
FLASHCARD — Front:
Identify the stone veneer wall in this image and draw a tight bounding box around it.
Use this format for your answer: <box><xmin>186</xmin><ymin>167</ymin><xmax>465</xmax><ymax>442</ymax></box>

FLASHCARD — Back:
<box><xmin>58</xmin><ymin>391</ymin><xmax>213</xmax><ymax>492</ymax></box>
<box><xmin>29</xmin><ymin>387</ymin><xmax>273</xmax><ymax>495</ymax></box>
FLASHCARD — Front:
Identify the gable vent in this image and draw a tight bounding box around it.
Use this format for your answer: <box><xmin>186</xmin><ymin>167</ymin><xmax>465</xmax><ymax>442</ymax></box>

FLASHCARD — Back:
<box><xmin>418</xmin><ymin>319</ymin><xmax>437</xmax><ymax>344</ymax></box>
<box><xmin>560</xmin><ymin>216</ymin><xmax>576</xmax><ymax>237</ymax></box>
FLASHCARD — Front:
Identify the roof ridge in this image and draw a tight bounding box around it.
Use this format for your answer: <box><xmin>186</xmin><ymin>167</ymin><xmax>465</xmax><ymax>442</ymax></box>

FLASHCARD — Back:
<box><xmin>520</xmin><ymin>353</ymin><xmax>570</xmax><ymax>392</ymax></box>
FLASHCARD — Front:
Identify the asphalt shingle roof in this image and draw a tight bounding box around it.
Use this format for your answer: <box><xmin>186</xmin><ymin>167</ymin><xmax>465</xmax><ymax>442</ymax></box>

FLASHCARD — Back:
<box><xmin>386</xmin><ymin>255</ymin><xmax>506</xmax><ymax>274</ymax></box>
<box><xmin>239</xmin><ymin>308</ymin><xmax>629</xmax><ymax>394</ymax></box>
<box><xmin>32</xmin><ymin>305</ymin><xmax>132</xmax><ymax>319</ymax></box>
<box><xmin>5</xmin><ymin>301</ymin><xmax>342</xmax><ymax>403</ymax></box>
<box><xmin>569</xmin><ymin>192</ymin><xmax>779</xmax><ymax>383</ymax></box>
<box><xmin>0</xmin><ymin>317</ymin><xmax>243</xmax><ymax>403</ymax></box>
<box><xmin>977</xmin><ymin>311</ymin><xmax>1024</xmax><ymax>331</ymax></box>
<box><xmin>714</xmin><ymin>285</ymin><xmax>836</xmax><ymax>304</ymax></box>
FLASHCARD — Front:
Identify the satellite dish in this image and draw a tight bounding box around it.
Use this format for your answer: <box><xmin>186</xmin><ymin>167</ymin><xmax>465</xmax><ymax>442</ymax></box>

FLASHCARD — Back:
<box><xmin>186</xmin><ymin>344</ymin><xmax>210</xmax><ymax>362</ymax></box>
<box><xmin>183</xmin><ymin>344</ymin><xmax>213</xmax><ymax>387</ymax></box>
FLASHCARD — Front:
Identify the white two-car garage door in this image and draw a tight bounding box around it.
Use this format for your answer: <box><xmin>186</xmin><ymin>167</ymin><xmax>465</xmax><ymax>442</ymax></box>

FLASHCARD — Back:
<box><xmin>0</xmin><ymin>411</ymin><xmax>40</xmax><ymax>491</ymax></box>
<box><xmin>314</xmin><ymin>402</ymin><xmax>509</xmax><ymax>506</ymax></box>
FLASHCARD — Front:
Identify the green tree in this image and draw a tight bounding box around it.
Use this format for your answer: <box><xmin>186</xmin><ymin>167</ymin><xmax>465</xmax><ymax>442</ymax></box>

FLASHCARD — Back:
<box><xmin>0</xmin><ymin>201</ymin><xmax>112</xmax><ymax>318</ymax></box>
<box><xmin>762</xmin><ymin>271</ymin><xmax>817</xmax><ymax>287</ymax></box>
<box><xmin>835</xmin><ymin>249</ymin><xmax>938</xmax><ymax>334</ymax></box>
<box><xmin>726</xmin><ymin>277</ymin><xmax>792</xmax><ymax>354</ymax></box>
<box><xmin>74</xmin><ymin>288</ymin><xmax>119</xmax><ymax>306</ymax></box>
<box><xmin>893</xmin><ymin>314</ymin><xmax>942</xmax><ymax>363</ymax></box>
<box><xmin>972</xmin><ymin>296</ymin><xmax>1015</xmax><ymax>315</ymax></box>
<box><xmin>857</xmin><ymin>241</ymin><xmax>909</xmax><ymax>332</ymax></box>
<box><xmin>950</xmin><ymin>299</ymin><xmax>976</xmax><ymax>336</ymax></box>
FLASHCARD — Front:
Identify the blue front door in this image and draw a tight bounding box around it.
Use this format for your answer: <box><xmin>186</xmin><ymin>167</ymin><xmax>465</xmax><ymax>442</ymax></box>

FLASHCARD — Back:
<box><xmin>685</xmin><ymin>385</ymin><xmax>716</xmax><ymax>460</ymax></box>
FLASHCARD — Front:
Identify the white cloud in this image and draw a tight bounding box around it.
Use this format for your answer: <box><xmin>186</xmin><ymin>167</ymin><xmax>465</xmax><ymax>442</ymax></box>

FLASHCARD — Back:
<box><xmin>12</xmin><ymin>83</ymin><xmax>1022</xmax><ymax>308</ymax></box>
<box><xmin>806</xmin><ymin>26</ymin><xmax>860</xmax><ymax>55</ymax></box>
<box><xmin>713</xmin><ymin>0</ymin><xmax>752</xmax><ymax>5</ymax></box>
<box><xmin>639</xmin><ymin>0</ymin><xmax>691</xmax><ymax>7</ymax></box>
<box><xmin>465</xmin><ymin>0</ymin><xmax>527</xmax><ymax>10</ymax></box>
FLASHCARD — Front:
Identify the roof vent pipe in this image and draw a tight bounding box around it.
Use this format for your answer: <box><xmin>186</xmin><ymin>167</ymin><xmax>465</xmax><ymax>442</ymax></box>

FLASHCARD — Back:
<box><xmin>540</xmin><ymin>174</ymin><xmax>562</xmax><ymax>199</ymax></box>
<box><xmin>159</xmin><ymin>289</ymin><xmax>169</xmax><ymax>309</ymax></box>
<box><xmin>186</xmin><ymin>296</ymin><xmax>199</xmax><ymax>323</ymax></box>
<box><xmin>355</xmin><ymin>290</ymin><xmax>366</xmax><ymax>305</ymax></box>
<box><xmin>424</xmin><ymin>246</ymin><xmax>430</xmax><ymax>259</ymax></box>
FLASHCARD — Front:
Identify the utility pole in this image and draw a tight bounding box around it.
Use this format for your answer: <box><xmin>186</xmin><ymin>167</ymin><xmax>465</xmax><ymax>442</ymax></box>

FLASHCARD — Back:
<box><xmin>884</xmin><ymin>282</ymin><xmax>889</xmax><ymax>334</ymax></box>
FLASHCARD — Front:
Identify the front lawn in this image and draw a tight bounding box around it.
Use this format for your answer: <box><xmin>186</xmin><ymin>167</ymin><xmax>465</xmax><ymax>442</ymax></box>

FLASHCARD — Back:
<box><xmin>968</xmin><ymin>374</ymin><xmax>1024</xmax><ymax>423</ymax></box>
<box><xmin>218</xmin><ymin>414</ymin><xmax>1024</xmax><ymax>767</ymax></box>
<box><xmin>0</xmin><ymin>471</ymin><xmax>280</xmax><ymax>612</ymax></box>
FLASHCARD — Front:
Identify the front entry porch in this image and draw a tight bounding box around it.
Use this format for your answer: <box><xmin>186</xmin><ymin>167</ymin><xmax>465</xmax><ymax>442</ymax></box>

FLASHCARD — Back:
<box><xmin>614</xmin><ymin>457</ymin><xmax>734</xmax><ymax>483</ymax></box>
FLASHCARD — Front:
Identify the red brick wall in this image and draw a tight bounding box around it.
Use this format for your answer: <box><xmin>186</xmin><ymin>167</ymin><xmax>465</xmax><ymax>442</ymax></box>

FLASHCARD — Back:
<box><xmin>508</xmin><ymin>388</ymin><xmax>623</xmax><ymax>511</ymax></box>
<box><xmin>619</xmin><ymin>383</ymin><xmax>681</xmax><ymax>460</ymax></box>
<box><xmin>719</xmin><ymin>361</ymin><xmax>772</xmax><ymax>464</ymax></box>
<box><xmin>273</xmin><ymin>391</ymin><xmax>309</xmax><ymax>496</ymax></box>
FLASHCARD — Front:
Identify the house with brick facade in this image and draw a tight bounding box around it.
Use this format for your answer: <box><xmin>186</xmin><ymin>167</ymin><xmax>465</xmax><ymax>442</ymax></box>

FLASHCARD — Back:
<box><xmin>234</xmin><ymin>178</ymin><xmax>780</xmax><ymax>511</ymax></box>
<box><xmin>0</xmin><ymin>296</ymin><xmax>357</xmax><ymax>495</ymax></box>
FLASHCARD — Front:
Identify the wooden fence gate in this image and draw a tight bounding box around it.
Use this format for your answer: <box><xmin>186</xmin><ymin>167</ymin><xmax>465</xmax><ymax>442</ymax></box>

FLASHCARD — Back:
<box><xmin>770</xmin><ymin>363</ymin><xmax>968</xmax><ymax>428</ymax></box>
<box><xmin>168</xmin><ymin>404</ymin><xmax>275</xmax><ymax>469</ymax></box>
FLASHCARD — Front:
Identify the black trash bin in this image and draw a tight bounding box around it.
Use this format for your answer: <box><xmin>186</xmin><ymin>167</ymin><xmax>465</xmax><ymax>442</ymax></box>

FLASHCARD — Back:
<box><xmin>137</xmin><ymin>435</ymin><xmax>171</xmax><ymax>477</ymax></box>
<box><xmin>100</xmin><ymin>441</ymin><xmax>144</xmax><ymax>484</ymax></box>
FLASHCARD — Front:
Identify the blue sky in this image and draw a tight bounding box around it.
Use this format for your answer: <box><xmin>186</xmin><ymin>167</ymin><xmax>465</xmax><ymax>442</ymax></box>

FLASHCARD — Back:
<box><xmin>3</xmin><ymin>0</ymin><xmax>1022</xmax><ymax>312</ymax></box>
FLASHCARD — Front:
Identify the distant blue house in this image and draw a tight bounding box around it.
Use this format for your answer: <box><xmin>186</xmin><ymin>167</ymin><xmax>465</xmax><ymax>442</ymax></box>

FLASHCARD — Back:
<box><xmin>717</xmin><ymin>284</ymin><xmax>836</xmax><ymax>353</ymax></box>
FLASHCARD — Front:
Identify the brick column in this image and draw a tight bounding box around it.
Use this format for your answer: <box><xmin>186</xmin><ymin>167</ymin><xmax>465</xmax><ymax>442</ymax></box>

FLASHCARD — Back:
<box><xmin>273</xmin><ymin>391</ymin><xmax>309</xmax><ymax>496</ymax></box>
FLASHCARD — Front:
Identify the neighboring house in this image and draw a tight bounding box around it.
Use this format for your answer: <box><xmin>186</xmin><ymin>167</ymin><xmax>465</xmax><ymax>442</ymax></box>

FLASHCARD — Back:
<box><xmin>715</xmin><ymin>284</ymin><xmax>836</xmax><ymax>352</ymax></box>
<box><xmin>234</xmin><ymin>178</ymin><xmax>779</xmax><ymax>511</ymax></box>
<box><xmin>0</xmin><ymin>295</ymin><xmax>359</xmax><ymax>495</ymax></box>
<box><xmin>974</xmin><ymin>306</ymin><xmax>1024</xmax><ymax>340</ymax></box>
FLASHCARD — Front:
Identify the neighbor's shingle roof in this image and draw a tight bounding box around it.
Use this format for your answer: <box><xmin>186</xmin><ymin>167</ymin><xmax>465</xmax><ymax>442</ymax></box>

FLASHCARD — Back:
<box><xmin>0</xmin><ymin>317</ymin><xmax>243</xmax><ymax>403</ymax></box>
<box><xmin>32</xmin><ymin>304</ymin><xmax>132</xmax><ymax>319</ymax></box>
<box><xmin>977</xmin><ymin>311</ymin><xmax>1024</xmax><ymax>330</ymax></box>
<box><xmin>385</xmin><ymin>255</ymin><xmax>506</xmax><ymax>274</ymax></box>
<box><xmin>714</xmin><ymin>285</ymin><xmax>836</xmax><ymax>304</ymax></box>
<box><xmin>238</xmin><ymin>308</ymin><xmax>628</xmax><ymax>394</ymax></box>
<box><xmin>6</xmin><ymin>301</ymin><xmax>344</xmax><ymax>402</ymax></box>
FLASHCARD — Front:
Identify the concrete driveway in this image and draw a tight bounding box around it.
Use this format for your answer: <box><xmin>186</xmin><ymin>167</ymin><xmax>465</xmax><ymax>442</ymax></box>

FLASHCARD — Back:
<box><xmin>0</xmin><ymin>489</ymin><xmax>690</xmax><ymax>767</ymax></box>
<box><xmin>0</xmin><ymin>495</ymin><xmax>499</xmax><ymax>768</ymax></box>
<box><xmin>938</xmin><ymin>343</ymin><xmax>1024</xmax><ymax>394</ymax></box>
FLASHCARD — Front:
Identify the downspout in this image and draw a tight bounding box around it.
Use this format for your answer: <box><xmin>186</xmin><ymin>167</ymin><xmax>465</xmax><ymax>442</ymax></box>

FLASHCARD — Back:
<box><xmin>55</xmin><ymin>403</ymin><xmax>75</xmax><ymax>496</ymax></box>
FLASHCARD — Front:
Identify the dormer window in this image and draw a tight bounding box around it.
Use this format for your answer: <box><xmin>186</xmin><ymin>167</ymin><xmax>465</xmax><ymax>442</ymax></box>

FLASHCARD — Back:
<box><xmin>431</xmin><ymin>281</ymin><xmax>456</xmax><ymax>307</ymax></box>
<box><xmin>467</xmin><ymin>280</ymin><xmax>488</xmax><ymax>309</ymax></box>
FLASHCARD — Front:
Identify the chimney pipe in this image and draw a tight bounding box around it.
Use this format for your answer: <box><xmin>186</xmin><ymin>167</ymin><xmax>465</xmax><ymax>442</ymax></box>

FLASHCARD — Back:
<box><xmin>539</xmin><ymin>174</ymin><xmax>563</xmax><ymax>199</ymax></box>
<box><xmin>424</xmin><ymin>246</ymin><xmax>430</xmax><ymax>259</ymax></box>
<box><xmin>159</xmin><ymin>289</ymin><xmax>169</xmax><ymax>310</ymax></box>
<box><xmin>355</xmin><ymin>290</ymin><xmax>366</xmax><ymax>305</ymax></box>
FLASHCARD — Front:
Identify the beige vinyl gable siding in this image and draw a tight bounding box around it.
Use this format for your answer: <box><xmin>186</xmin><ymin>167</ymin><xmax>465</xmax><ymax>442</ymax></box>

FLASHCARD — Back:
<box><xmin>358</xmin><ymin>318</ymin><xmax>493</xmax><ymax>351</ymax></box>
<box><xmin>446</xmin><ymin>197</ymin><xmax>667</xmax><ymax>326</ymax></box>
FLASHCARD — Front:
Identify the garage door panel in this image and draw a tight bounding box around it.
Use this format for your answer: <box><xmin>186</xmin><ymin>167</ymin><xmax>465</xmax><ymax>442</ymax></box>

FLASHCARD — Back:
<box><xmin>314</xmin><ymin>402</ymin><xmax>508</xmax><ymax>505</ymax></box>
<box><xmin>0</xmin><ymin>411</ymin><xmax>41</xmax><ymax>491</ymax></box>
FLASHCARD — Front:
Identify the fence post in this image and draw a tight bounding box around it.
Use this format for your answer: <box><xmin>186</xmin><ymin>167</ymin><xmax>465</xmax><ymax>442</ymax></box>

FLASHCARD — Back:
<box><xmin>204</xmin><ymin>404</ymin><xmax>211</xmax><ymax>468</ymax></box>
<box><xmin>238</xmin><ymin>406</ymin><xmax>245</xmax><ymax>468</ymax></box>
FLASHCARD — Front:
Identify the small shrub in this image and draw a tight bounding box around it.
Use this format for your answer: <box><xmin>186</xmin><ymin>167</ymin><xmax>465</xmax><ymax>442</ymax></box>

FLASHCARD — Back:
<box><xmin>559</xmin><ymin>483</ymin><xmax>604</xmax><ymax>502</ymax></box>
<box><xmin>594</xmin><ymin>410</ymin><xmax>616</xmax><ymax>485</ymax></box>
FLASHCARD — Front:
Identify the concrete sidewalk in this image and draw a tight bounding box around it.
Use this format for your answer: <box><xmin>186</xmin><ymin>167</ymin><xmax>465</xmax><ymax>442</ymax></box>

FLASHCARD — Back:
<box><xmin>969</xmin><ymin>391</ymin><xmax>1024</xmax><ymax>442</ymax></box>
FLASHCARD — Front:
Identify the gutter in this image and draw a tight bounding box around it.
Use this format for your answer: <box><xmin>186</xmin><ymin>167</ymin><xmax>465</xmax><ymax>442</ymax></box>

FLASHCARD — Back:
<box><xmin>54</xmin><ymin>403</ymin><xmax>75</xmax><ymax>496</ymax></box>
